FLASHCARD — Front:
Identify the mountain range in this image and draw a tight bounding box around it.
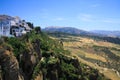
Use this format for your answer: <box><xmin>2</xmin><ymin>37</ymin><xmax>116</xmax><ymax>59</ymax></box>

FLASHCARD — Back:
<box><xmin>43</xmin><ymin>26</ymin><xmax>91</xmax><ymax>35</ymax></box>
<box><xmin>43</xmin><ymin>26</ymin><xmax>120</xmax><ymax>37</ymax></box>
<box><xmin>91</xmin><ymin>30</ymin><xmax>120</xmax><ymax>37</ymax></box>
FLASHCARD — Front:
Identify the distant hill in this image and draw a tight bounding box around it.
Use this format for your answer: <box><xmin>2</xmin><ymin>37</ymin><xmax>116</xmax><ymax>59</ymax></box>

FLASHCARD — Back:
<box><xmin>43</xmin><ymin>27</ymin><xmax>120</xmax><ymax>45</ymax></box>
<box><xmin>43</xmin><ymin>27</ymin><xmax>120</xmax><ymax>38</ymax></box>
<box><xmin>43</xmin><ymin>26</ymin><xmax>92</xmax><ymax>35</ymax></box>
<box><xmin>91</xmin><ymin>30</ymin><xmax>120</xmax><ymax>37</ymax></box>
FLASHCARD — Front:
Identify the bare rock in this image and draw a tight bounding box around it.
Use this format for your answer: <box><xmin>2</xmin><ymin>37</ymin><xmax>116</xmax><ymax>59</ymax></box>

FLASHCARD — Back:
<box><xmin>34</xmin><ymin>71</ymin><xmax>43</xmax><ymax>80</ymax></box>
<box><xmin>0</xmin><ymin>48</ymin><xmax>24</xmax><ymax>80</ymax></box>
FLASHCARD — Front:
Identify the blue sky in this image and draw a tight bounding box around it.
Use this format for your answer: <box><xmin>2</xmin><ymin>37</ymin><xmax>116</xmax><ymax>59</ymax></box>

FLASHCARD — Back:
<box><xmin>0</xmin><ymin>0</ymin><xmax>120</xmax><ymax>31</ymax></box>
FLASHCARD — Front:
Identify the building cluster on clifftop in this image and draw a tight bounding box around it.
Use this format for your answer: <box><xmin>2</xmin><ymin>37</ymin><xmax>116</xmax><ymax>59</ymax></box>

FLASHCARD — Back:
<box><xmin>0</xmin><ymin>15</ymin><xmax>33</xmax><ymax>37</ymax></box>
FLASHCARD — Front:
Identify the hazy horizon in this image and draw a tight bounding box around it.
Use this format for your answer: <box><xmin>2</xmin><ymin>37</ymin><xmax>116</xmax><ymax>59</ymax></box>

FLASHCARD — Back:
<box><xmin>0</xmin><ymin>0</ymin><xmax>120</xmax><ymax>31</ymax></box>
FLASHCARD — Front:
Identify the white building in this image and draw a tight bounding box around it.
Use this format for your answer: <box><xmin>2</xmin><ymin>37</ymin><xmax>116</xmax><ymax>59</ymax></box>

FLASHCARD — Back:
<box><xmin>0</xmin><ymin>15</ymin><xmax>32</xmax><ymax>37</ymax></box>
<box><xmin>10</xmin><ymin>26</ymin><xmax>26</xmax><ymax>37</ymax></box>
<box><xmin>0</xmin><ymin>20</ymin><xmax>11</xmax><ymax>37</ymax></box>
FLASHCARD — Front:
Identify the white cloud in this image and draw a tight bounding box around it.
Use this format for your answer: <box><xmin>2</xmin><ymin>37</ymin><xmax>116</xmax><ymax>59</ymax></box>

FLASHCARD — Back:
<box><xmin>53</xmin><ymin>17</ymin><xmax>65</xmax><ymax>21</ymax></box>
<box><xmin>39</xmin><ymin>8</ymin><xmax>50</xmax><ymax>19</ymax></box>
<box><xmin>77</xmin><ymin>14</ymin><xmax>93</xmax><ymax>22</ymax></box>
<box><xmin>102</xmin><ymin>20</ymin><xmax>113</xmax><ymax>23</ymax></box>
<box><xmin>91</xmin><ymin>4</ymin><xmax>100</xmax><ymax>8</ymax></box>
<box><xmin>102</xmin><ymin>18</ymin><xmax>120</xmax><ymax>24</ymax></box>
<box><xmin>77</xmin><ymin>13</ymin><xmax>120</xmax><ymax>24</ymax></box>
<box><xmin>41</xmin><ymin>8</ymin><xmax>48</xmax><ymax>12</ymax></box>
<box><xmin>55</xmin><ymin>17</ymin><xmax>64</xmax><ymax>21</ymax></box>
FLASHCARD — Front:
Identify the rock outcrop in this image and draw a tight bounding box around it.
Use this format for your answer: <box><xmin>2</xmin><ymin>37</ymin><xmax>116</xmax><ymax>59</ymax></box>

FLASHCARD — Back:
<box><xmin>34</xmin><ymin>71</ymin><xmax>43</xmax><ymax>80</ymax></box>
<box><xmin>0</xmin><ymin>48</ymin><xmax>24</xmax><ymax>80</ymax></box>
<box><xmin>20</xmin><ymin>39</ymin><xmax>42</xmax><ymax>80</ymax></box>
<box><xmin>20</xmin><ymin>52</ymin><xmax>41</xmax><ymax>79</ymax></box>
<box><xmin>0</xmin><ymin>66</ymin><xmax>2</xmax><ymax>80</ymax></box>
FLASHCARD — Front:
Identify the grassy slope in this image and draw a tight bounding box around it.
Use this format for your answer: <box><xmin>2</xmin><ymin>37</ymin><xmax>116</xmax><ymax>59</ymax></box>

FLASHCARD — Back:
<box><xmin>50</xmin><ymin>35</ymin><xmax>120</xmax><ymax>80</ymax></box>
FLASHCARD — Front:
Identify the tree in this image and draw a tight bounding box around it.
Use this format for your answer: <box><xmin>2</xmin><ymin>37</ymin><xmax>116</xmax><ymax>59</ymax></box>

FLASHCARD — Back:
<box><xmin>35</xmin><ymin>26</ymin><xmax>41</xmax><ymax>34</ymax></box>
<box><xmin>27</xmin><ymin>22</ymin><xmax>34</xmax><ymax>29</ymax></box>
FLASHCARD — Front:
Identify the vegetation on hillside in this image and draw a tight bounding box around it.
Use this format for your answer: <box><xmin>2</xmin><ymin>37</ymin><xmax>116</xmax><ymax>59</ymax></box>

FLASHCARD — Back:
<box><xmin>46</xmin><ymin>31</ymin><xmax>120</xmax><ymax>45</ymax></box>
<box><xmin>0</xmin><ymin>27</ymin><xmax>109</xmax><ymax>80</ymax></box>
<box><xmin>47</xmin><ymin>32</ymin><xmax>120</xmax><ymax>80</ymax></box>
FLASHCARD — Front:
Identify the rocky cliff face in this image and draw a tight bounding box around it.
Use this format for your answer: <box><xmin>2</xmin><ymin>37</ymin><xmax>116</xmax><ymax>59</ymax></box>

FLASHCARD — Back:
<box><xmin>0</xmin><ymin>66</ymin><xmax>2</xmax><ymax>80</ymax></box>
<box><xmin>0</xmin><ymin>47</ymin><xmax>23</xmax><ymax>80</ymax></box>
<box><xmin>0</xmin><ymin>28</ymin><xmax>109</xmax><ymax>80</ymax></box>
<box><xmin>20</xmin><ymin>39</ymin><xmax>42</xmax><ymax>80</ymax></box>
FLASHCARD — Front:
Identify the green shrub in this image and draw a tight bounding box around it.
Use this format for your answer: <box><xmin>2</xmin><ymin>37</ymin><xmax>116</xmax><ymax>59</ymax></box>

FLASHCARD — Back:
<box><xmin>0</xmin><ymin>39</ymin><xmax>3</xmax><ymax>45</ymax></box>
<box><xmin>1</xmin><ymin>43</ymin><xmax>13</xmax><ymax>51</ymax></box>
<box><xmin>35</xmin><ymin>26</ymin><xmax>41</xmax><ymax>34</ymax></box>
<box><xmin>7</xmin><ymin>37</ymin><xmax>27</xmax><ymax>57</ymax></box>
